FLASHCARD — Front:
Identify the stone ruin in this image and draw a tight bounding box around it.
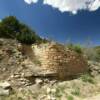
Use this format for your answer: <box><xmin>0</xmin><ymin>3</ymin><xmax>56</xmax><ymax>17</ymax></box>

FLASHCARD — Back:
<box><xmin>32</xmin><ymin>42</ymin><xmax>88</xmax><ymax>79</ymax></box>
<box><xmin>0</xmin><ymin>38</ymin><xmax>88</xmax><ymax>81</ymax></box>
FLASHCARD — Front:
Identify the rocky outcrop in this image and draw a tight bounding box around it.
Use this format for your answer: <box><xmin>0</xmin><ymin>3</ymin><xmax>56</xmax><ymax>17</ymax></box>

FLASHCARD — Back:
<box><xmin>0</xmin><ymin>38</ymin><xmax>24</xmax><ymax>80</ymax></box>
<box><xmin>0</xmin><ymin>81</ymin><xmax>11</xmax><ymax>96</ymax></box>
<box><xmin>88</xmin><ymin>61</ymin><xmax>100</xmax><ymax>76</ymax></box>
<box><xmin>0</xmin><ymin>38</ymin><xmax>88</xmax><ymax>82</ymax></box>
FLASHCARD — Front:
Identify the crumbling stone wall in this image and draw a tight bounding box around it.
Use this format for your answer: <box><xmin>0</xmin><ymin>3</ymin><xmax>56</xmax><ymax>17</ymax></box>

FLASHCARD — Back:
<box><xmin>32</xmin><ymin>42</ymin><xmax>88</xmax><ymax>79</ymax></box>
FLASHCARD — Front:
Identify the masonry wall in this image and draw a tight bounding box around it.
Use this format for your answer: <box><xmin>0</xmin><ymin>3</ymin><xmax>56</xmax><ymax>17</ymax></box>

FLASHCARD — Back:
<box><xmin>32</xmin><ymin>42</ymin><xmax>88</xmax><ymax>79</ymax></box>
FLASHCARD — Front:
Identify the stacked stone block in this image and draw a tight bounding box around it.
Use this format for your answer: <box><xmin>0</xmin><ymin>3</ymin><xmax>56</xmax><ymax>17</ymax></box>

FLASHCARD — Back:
<box><xmin>32</xmin><ymin>42</ymin><xmax>88</xmax><ymax>79</ymax></box>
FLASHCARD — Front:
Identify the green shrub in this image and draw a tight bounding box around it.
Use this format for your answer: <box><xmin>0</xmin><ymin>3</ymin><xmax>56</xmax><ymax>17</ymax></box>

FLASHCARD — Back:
<box><xmin>73</xmin><ymin>45</ymin><xmax>83</xmax><ymax>54</ymax></box>
<box><xmin>67</xmin><ymin>95</ymin><xmax>74</xmax><ymax>100</ymax></box>
<box><xmin>81</xmin><ymin>74</ymin><xmax>95</xmax><ymax>84</ymax></box>
<box><xmin>83</xmin><ymin>46</ymin><xmax>100</xmax><ymax>62</ymax></box>
<box><xmin>94</xmin><ymin>46</ymin><xmax>100</xmax><ymax>61</ymax></box>
<box><xmin>71</xmin><ymin>87</ymin><xmax>80</xmax><ymax>96</ymax></box>
<box><xmin>0</xmin><ymin>16</ymin><xmax>44</xmax><ymax>44</ymax></box>
<box><xmin>67</xmin><ymin>43</ymin><xmax>83</xmax><ymax>54</ymax></box>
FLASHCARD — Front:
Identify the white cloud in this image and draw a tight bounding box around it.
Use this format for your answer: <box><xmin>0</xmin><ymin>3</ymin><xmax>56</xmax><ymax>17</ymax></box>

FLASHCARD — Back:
<box><xmin>89</xmin><ymin>0</ymin><xmax>100</xmax><ymax>11</ymax></box>
<box><xmin>24</xmin><ymin>0</ymin><xmax>100</xmax><ymax>14</ymax></box>
<box><xmin>24</xmin><ymin>0</ymin><xmax>38</xmax><ymax>4</ymax></box>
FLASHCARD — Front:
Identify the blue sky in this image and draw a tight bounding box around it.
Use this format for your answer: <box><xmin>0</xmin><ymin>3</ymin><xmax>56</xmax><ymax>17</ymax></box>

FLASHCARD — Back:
<box><xmin>0</xmin><ymin>0</ymin><xmax>100</xmax><ymax>45</ymax></box>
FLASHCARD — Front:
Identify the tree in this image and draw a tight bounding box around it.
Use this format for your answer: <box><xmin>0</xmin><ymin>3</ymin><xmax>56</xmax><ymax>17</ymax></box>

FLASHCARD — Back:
<box><xmin>0</xmin><ymin>16</ymin><xmax>44</xmax><ymax>44</ymax></box>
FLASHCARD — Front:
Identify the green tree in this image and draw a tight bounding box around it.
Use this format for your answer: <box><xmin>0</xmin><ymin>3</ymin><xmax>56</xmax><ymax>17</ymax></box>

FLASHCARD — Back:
<box><xmin>0</xmin><ymin>16</ymin><xmax>44</xmax><ymax>44</ymax></box>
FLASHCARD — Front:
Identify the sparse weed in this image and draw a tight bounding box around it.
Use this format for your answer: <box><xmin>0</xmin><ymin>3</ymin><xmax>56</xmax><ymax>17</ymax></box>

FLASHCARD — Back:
<box><xmin>81</xmin><ymin>74</ymin><xmax>95</xmax><ymax>84</ymax></box>
<box><xmin>71</xmin><ymin>87</ymin><xmax>80</xmax><ymax>96</ymax></box>
<box><xmin>55</xmin><ymin>88</ymin><xmax>62</xmax><ymax>98</ymax></box>
<box><xmin>67</xmin><ymin>95</ymin><xmax>74</xmax><ymax>100</ymax></box>
<box><xmin>54</xmin><ymin>86</ymin><xmax>65</xmax><ymax>98</ymax></box>
<box><xmin>67</xmin><ymin>43</ymin><xmax>83</xmax><ymax>54</ymax></box>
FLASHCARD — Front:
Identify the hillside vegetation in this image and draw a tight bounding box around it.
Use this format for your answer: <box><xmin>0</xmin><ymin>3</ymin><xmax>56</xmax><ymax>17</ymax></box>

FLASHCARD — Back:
<box><xmin>0</xmin><ymin>16</ymin><xmax>47</xmax><ymax>44</ymax></box>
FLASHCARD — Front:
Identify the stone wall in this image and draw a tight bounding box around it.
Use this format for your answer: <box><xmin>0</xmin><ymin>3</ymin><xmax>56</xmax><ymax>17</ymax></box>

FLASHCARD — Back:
<box><xmin>32</xmin><ymin>42</ymin><xmax>88</xmax><ymax>79</ymax></box>
<box><xmin>0</xmin><ymin>38</ymin><xmax>88</xmax><ymax>81</ymax></box>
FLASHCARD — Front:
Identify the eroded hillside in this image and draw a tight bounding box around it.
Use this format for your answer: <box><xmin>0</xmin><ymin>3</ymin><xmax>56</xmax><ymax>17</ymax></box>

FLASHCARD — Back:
<box><xmin>0</xmin><ymin>38</ymin><xmax>100</xmax><ymax>100</ymax></box>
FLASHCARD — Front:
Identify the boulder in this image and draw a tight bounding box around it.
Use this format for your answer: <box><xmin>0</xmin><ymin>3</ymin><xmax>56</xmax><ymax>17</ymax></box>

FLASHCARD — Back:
<box><xmin>0</xmin><ymin>81</ymin><xmax>11</xmax><ymax>89</ymax></box>
<box><xmin>0</xmin><ymin>88</ymin><xmax>10</xmax><ymax>96</ymax></box>
<box><xmin>0</xmin><ymin>81</ymin><xmax>11</xmax><ymax>96</ymax></box>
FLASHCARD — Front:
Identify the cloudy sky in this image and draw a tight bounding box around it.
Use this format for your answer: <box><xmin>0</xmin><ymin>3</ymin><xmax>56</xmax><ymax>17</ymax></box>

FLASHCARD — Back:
<box><xmin>0</xmin><ymin>0</ymin><xmax>100</xmax><ymax>45</ymax></box>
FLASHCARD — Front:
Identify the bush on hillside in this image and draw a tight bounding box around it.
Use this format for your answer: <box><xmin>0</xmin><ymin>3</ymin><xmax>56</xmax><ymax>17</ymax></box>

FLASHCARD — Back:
<box><xmin>83</xmin><ymin>46</ymin><xmax>100</xmax><ymax>62</ymax></box>
<box><xmin>0</xmin><ymin>16</ymin><xmax>46</xmax><ymax>44</ymax></box>
<box><xmin>67</xmin><ymin>43</ymin><xmax>83</xmax><ymax>54</ymax></box>
<box><xmin>94</xmin><ymin>46</ymin><xmax>100</xmax><ymax>61</ymax></box>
